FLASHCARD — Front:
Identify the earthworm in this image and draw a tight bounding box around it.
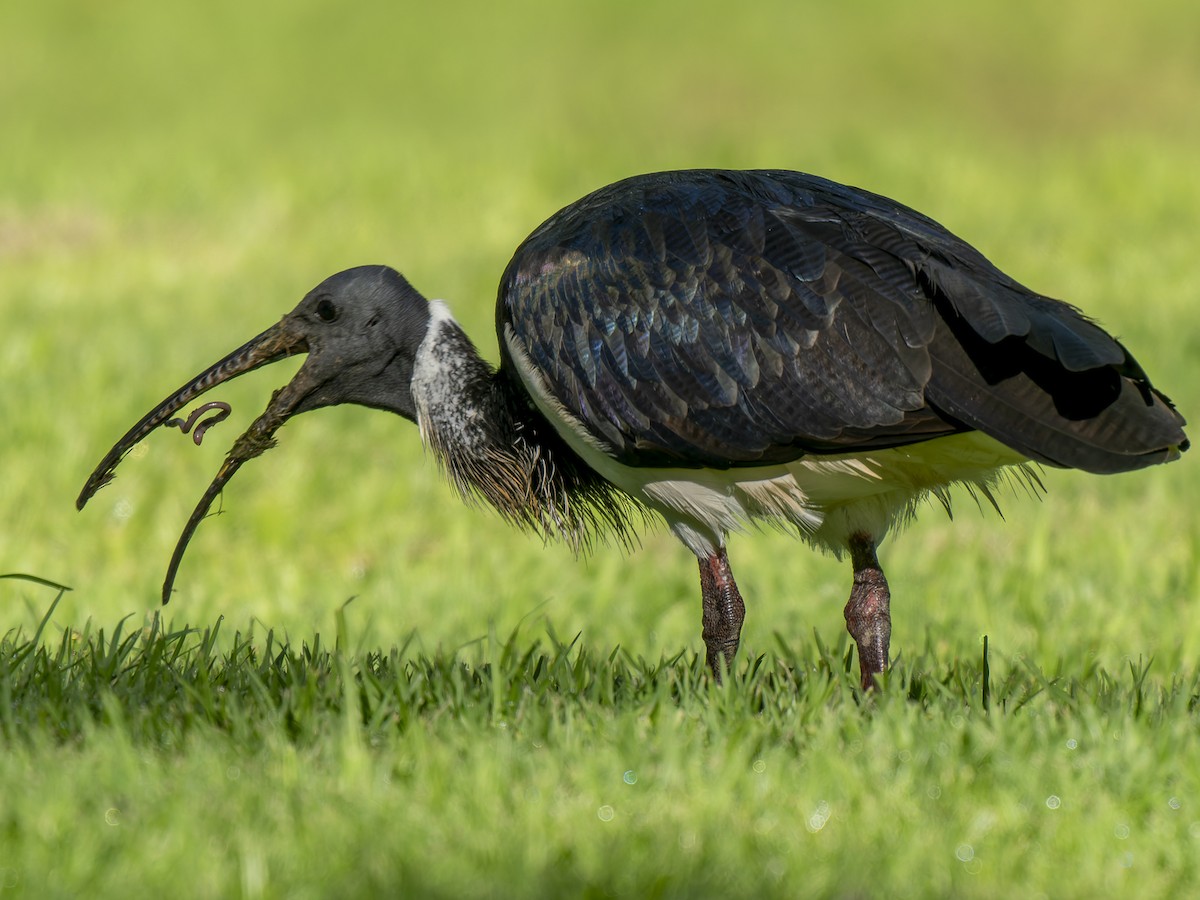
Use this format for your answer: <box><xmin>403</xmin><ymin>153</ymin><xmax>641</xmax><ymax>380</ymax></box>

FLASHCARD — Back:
<box><xmin>164</xmin><ymin>401</ymin><xmax>232</xmax><ymax>446</ymax></box>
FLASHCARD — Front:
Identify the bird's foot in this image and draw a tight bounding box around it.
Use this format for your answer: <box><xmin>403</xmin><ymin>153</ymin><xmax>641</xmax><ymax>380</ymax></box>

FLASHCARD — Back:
<box><xmin>698</xmin><ymin>547</ymin><xmax>746</xmax><ymax>680</ymax></box>
<box><xmin>845</xmin><ymin>533</ymin><xmax>891</xmax><ymax>690</ymax></box>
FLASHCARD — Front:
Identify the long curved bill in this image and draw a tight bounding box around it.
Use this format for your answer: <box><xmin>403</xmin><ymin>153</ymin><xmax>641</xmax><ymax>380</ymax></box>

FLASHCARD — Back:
<box><xmin>77</xmin><ymin>319</ymin><xmax>311</xmax><ymax>604</ymax></box>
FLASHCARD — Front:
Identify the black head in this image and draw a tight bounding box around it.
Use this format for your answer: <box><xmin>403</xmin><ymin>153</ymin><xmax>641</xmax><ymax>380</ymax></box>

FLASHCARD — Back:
<box><xmin>76</xmin><ymin>264</ymin><xmax>432</xmax><ymax>602</ymax></box>
<box><xmin>286</xmin><ymin>265</ymin><xmax>432</xmax><ymax>418</ymax></box>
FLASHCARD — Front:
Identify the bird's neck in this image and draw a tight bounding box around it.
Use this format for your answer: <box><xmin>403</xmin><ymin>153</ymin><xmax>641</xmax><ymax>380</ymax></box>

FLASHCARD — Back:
<box><xmin>410</xmin><ymin>301</ymin><xmax>635</xmax><ymax>549</ymax></box>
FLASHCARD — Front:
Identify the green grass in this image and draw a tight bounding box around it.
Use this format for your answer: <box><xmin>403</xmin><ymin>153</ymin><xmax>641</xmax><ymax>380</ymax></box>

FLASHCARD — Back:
<box><xmin>5</xmin><ymin>590</ymin><xmax>1200</xmax><ymax>898</ymax></box>
<box><xmin>3</xmin><ymin>0</ymin><xmax>1200</xmax><ymax>896</ymax></box>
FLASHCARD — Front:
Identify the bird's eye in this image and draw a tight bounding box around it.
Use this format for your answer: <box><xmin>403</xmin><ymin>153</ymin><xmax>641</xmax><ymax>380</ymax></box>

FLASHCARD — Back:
<box><xmin>316</xmin><ymin>298</ymin><xmax>339</xmax><ymax>322</ymax></box>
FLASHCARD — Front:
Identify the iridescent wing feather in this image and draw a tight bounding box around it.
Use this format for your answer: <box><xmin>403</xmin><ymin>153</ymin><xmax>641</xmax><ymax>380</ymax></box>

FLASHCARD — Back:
<box><xmin>499</xmin><ymin>170</ymin><xmax>1185</xmax><ymax>474</ymax></box>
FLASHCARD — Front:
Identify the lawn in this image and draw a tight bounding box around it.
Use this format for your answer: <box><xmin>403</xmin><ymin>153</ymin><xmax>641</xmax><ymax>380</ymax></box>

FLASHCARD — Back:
<box><xmin>3</xmin><ymin>0</ymin><xmax>1199</xmax><ymax>896</ymax></box>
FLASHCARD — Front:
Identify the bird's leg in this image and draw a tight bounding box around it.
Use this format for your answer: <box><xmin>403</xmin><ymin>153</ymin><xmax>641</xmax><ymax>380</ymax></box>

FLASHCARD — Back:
<box><xmin>844</xmin><ymin>532</ymin><xmax>891</xmax><ymax>690</ymax></box>
<box><xmin>698</xmin><ymin>547</ymin><xmax>746</xmax><ymax>679</ymax></box>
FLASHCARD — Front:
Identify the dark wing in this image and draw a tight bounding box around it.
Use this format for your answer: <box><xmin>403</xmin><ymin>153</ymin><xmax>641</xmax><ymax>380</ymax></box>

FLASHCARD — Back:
<box><xmin>498</xmin><ymin>169</ymin><xmax>1187</xmax><ymax>474</ymax></box>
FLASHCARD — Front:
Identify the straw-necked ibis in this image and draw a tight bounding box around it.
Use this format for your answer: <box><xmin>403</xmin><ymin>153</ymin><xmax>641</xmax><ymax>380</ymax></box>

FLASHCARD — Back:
<box><xmin>78</xmin><ymin>170</ymin><xmax>1188</xmax><ymax>688</ymax></box>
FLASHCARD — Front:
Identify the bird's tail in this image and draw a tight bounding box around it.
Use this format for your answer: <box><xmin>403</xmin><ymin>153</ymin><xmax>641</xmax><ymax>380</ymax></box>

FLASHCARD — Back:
<box><xmin>925</xmin><ymin>289</ymin><xmax>1187</xmax><ymax>474</ymax></box>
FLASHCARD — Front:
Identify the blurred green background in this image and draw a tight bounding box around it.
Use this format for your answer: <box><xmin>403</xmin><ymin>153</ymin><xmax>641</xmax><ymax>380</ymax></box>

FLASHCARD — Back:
<box><xmin>2</xmin><ymin>0</ymin><xmax>1197</xmax><ymax>662</ymax></box>
<box><xmin>2</xmin><ymin>2</ymin><xmax>1199</xmax><ymax>896</ymax></box>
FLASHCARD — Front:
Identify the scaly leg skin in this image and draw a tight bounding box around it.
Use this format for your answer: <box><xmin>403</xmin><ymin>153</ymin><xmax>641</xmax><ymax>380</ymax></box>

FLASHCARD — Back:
<box><xmin>698</xmin><ymin>547</ymin><xmax>747</xmax><ymax>679</ymax></box>
<box><xmin>844</xmin><ymin>533</ymin><xmax>891</xmax><ymax>690</ymax></box>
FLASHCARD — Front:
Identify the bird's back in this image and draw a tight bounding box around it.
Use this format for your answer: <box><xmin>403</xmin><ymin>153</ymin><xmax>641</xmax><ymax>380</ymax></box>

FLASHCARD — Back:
<box><xmin>497</xmin><ymin>169</ymin><xmax>1187</xmax><ymax>475</ymax></box>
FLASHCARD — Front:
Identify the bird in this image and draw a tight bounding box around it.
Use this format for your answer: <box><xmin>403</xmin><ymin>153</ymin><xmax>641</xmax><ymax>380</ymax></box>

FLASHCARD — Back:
<box><xmin>77</xmin><ymin>169</ymin><xmax>1188</xmax><ymax>689</ymax></box>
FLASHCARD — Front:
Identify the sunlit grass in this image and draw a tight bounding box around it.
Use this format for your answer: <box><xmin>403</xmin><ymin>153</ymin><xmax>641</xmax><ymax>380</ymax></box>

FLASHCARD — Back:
<box><xmin>3</xmin><ymin>589</ymin><xmax>1199</xmax><ymax>897</ymax></box>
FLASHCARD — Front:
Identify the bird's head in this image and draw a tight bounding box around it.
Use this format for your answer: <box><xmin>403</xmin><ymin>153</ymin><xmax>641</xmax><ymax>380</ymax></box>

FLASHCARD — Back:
<box><xmin>76</xmin><ymin>265</ymin><xmax>431</xmax><ymax>601</ymax></box>
<box><xmin>272</xmin><ymin>265</ymin><xmax>432</xmax><ymax>420</ymax></box>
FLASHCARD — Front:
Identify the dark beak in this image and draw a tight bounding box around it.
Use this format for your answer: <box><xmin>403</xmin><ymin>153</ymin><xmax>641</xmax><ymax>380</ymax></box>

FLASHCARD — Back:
<box><xmin>77</xmin><ymin>318</ymin><xmax>312</xmax><ymax>604</ymax></box>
